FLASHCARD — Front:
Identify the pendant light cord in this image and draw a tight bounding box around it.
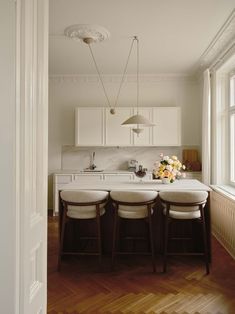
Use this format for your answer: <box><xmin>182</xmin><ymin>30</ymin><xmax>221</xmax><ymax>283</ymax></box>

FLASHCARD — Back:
<box><xmin>87</xmin><ymin>37</ymin><xmax>137</xmax><ymax>110</ymax></box>
<box><xmin>136</xmin><ymin>36</ymin><xmax>139</xmax><ymax>115</ymax></box>
<box><xmin>114</xmin><ymin>37</ymin><xmax>135</xmax><ymax>108</ymax></box>
<box><xmin>88</xmin><ymin>44</ymin><xmax>111</xmax><ymax>109</ymax></box>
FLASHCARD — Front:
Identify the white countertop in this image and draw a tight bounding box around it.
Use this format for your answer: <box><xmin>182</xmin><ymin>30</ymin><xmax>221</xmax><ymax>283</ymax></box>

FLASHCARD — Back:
<box><xmin>56</xmin><ymin>179</ymin><xmax>211</xmax><ymax>191</ymax></box>
<box><xmin>53</xmin><ymin>169</ymin><xmax>151</xmax><ymax>174</ymax></box>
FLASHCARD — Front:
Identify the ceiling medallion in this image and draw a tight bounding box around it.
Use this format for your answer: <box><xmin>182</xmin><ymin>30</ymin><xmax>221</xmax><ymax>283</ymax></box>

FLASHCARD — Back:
<box><xmin>64</xmin><ymin>24</ymin><xmax>110</xmax><ymax>43</ymax></box>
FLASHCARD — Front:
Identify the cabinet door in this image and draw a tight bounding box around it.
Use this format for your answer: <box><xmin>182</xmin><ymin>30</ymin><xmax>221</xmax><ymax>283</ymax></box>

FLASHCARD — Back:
<box><xmin>75</xmin><ymin>107</ymin><xmax>104</xmax><ymax>146</ymax></box>
<box><xmin>133</xmin><ymin>108</ymin><xmax>152</xmax><ymax>146</ymax></box>
<box><xmin>105</xmin><ymin>108</ymin><xmax>133</xmax><ymax>145</ymax></box>
<box><xmin>73</xmin><ymin>174</ymin><xmax>104</xmax><ymax>182</ymax></box>
<box><xmin>152</xmin><ymin>107</ymin><xmax>181</xmax><ymax>146</ymax></box>
<box><xmin>103</xmin><ymin>173</ymin><xmax>134</xmax><ymax>181</ymax></box>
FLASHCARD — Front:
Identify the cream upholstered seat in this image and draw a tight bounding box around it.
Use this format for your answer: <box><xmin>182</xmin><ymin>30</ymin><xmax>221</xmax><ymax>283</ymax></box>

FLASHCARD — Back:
<box><xmin>159</xmin><ymin>190</ymin><xmax>209</xmax><ymax>274</ymax></box>
<box><xmin>160</xmin><ymin>191</ymin><xmax>208</xmax><ymax>220</ymax></box>
<box><xmin>110</xmin><ymin>190</ymin><xmax>157</xmax><ymax>219</ymax></box>
<box><xmin>110</xmin><ymin>190</ymin><xmax>158</xmax><ymax>272</ymax></box>
<box><xmin>60</xmin><ymin>190</ymin><xmax>108</xmax><ymax>219</ymax></box>
<box><xmin>58</xmin><ymin>190</ymin><xmax>109</xmax><ymax>271</ymax></box>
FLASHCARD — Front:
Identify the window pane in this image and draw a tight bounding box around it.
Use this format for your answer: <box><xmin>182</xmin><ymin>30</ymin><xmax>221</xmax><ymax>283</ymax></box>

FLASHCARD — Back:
<box><xmin>230</xmin><ymin>113</ymin><xmax>235</xmax><ymax>183</ymax></box>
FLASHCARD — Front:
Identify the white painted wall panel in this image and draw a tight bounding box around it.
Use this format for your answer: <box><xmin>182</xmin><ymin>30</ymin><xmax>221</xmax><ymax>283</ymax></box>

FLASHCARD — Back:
<box><xmin>0</xmin><ymin>1</ymin><xmax>16</xmax><ymax>313</ymax></box>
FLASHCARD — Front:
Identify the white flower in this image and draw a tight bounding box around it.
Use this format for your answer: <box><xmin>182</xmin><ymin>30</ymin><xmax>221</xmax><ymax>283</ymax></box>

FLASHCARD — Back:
<box><xmin>166</xmin><ymin>165</ymin><xmax>173</xmax><ymax>172</ymax></box>
<box><xmin>163</xmin><ymin>156</ymin><xmax>169</xmax><ymax>160</ymax></box>
<box><xmin>168</xmin><ymin>159</ymin><xmax>173</xmax><ymax>165</ymax></box>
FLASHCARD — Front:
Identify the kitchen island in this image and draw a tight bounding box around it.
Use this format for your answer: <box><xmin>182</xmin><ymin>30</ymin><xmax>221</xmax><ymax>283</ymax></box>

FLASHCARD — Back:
<box><xmin>57</xmin><ymin>179</ymin><xmax>211</xmax><ymax>257</ymax></box>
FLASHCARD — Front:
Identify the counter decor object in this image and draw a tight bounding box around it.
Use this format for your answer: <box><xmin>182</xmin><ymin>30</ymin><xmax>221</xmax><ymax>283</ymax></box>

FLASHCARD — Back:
<box><xmin>134</xmin><ymin>165</ymin><xmax>147</xmax><ymax>182</ymax></box>
<box><xmin>153</xmin><ymin>154</ymin><xmax>185</xmax><ymax>184</ymax></box>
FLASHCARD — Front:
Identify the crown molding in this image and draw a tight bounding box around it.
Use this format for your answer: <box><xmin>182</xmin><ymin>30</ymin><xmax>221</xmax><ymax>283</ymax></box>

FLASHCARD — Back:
<box><xmin>195</xmin><ymin>9</ymin><xmax>235</xmax><ymax>73</ymax></box>
<box><xmin>49</xmin><ymin>74</ymin><xmax>197</xmax><ymax>84</ymax></box>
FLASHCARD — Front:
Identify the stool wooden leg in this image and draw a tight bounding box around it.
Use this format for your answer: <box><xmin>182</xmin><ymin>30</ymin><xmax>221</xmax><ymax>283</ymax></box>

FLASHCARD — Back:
<box><xmin>112</xmin><ymin>206</ymin><xmax>118</xmax><ymax>270</ymax></box>
<box><xmin>163</xmin><ymin>205</ymin><xmax>170</xmax><ymax>273</ymax></box>
<box><xmin>148</xmin><ymin>205</ymin><xmax>156</xmax><ymax>273</ymax></box>
<box><xmin>96</xmin><ymin>205</ymin><xmax>102</xmax><ymax>265</ymax></box>
<box><xmin>200</xmin><ymin>206</ymin><xmax>210</xmax><ymax>274</ymax></box>
<box><xmin>57</xmin><ymin>208</ymin><xmax>67</xmax><ymax>272</ymax></box>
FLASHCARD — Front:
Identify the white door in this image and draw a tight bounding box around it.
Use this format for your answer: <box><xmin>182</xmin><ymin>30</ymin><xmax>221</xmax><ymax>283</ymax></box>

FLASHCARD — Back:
<box><xmin>75</xmin><ymin>107</ymin><xmax>104</xmax><ymax>146</ymax></box>
<box><xmin>16</xmin><ymin>0</ymin><xmax>48</xmax><ymax>313</ymax></box>
<box><xmin>105</xmin><ymin>108</ymin><xmax>133</xmax><ymax>145</ymax></box>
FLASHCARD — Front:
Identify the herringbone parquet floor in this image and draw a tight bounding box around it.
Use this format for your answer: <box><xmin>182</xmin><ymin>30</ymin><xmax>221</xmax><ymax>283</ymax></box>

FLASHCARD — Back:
<box><xmin>47</xmin><ymin>217</ymin><xmax>235</xmax><ymax>314</ymax></box>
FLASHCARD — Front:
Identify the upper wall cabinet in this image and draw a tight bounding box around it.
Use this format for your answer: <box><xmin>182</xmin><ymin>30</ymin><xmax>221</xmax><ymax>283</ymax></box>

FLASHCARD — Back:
<box><xmin>75</xmin><ymin>107</ymin><xmax>181</xmax><ymax>146</ymax></box>
<box><xmin>105</xmin><ymin>108</ymin><xmax>133</xmax><ymax>146</ymax></box>
<box><xmin>152</xmin><ymin>107</ymin><xmax>181</xmax><ymax>146</ymax></box>
<box><xmin>75</xmin><ymin>107</ymin><xmax>104</xmax><ymax>146</ymax></box>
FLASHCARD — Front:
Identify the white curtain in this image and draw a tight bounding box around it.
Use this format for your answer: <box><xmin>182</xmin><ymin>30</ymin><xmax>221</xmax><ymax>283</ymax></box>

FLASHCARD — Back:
<box><xmin>202</xmin><ymin>69</ymin><xmax>211</xmax><ymax>185</ymax></box>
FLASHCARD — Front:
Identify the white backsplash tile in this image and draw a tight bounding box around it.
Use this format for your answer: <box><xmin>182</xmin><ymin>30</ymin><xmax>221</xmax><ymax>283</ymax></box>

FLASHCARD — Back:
<box><xmin>61</xmin><ymin>146</ymin><xmax>182</xmax><ymax>172</ymax></box>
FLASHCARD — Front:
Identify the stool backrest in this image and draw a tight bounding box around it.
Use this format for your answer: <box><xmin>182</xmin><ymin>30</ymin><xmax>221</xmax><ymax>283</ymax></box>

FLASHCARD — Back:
<box><xmin>60</xmin><ymin>190</ymin><xmax>109</xmax><ymax>205</ymax></box>
<box><xmin>159</xmin><ymin>191</ymin><xmax>208</xmax><ymax>212</ymax></box>
<box><xmin>60</xmin><ymin>190</ymin><xmax>109</xmax><ymax>219</ymax></box>
<box><xmin>110</xmin><ymin>190</ymin><xmax>158</xmax><ymax>206</ymax></box>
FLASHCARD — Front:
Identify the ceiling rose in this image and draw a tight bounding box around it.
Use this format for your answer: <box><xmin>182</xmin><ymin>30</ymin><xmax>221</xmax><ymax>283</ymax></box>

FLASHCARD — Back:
<box><xmin>64</xmin><ymin>24</ymin><xmax>110</xmax><ymax>43</ymax></box>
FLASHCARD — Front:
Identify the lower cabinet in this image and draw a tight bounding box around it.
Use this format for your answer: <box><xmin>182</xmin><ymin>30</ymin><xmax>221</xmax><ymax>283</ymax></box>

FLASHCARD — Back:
<box><xmin>103</xmin><ymin>173</ymin><xmax>134</xmax><ymax>181</ymax></box>
<box><xmin>182</xmin><ymin>171</ymin><xmax>202</xmax><ymax>181</ymax></box>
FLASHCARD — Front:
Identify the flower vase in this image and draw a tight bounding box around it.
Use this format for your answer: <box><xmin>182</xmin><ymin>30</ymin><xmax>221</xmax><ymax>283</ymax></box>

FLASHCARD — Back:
<box><xmin>161</xmin><ymin>178</ymin><xmax>171</xmax><ymax>184</ymax></box>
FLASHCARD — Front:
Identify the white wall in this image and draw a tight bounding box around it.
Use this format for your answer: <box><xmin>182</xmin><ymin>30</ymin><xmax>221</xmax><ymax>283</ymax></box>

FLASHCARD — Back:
<box><xmin>48</xmin><ymin>75</ymin><xmax>202</xmax><ymax>208</ymax></box>
<box><xmin>0</xmin><ymin>1</ymin><xmax>16</xmax><ymax>312</ymax></box>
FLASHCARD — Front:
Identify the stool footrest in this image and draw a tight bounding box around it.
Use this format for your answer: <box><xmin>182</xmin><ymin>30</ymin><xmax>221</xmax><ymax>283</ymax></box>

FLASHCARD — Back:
<box><xmin>167</xmin><ymin>252</ymin><xmax>205</xmax><ymax>256</ymax></box>
<box><xmin>61</xmin><ymin>251</ymin><xmax>100</xmax><ymax>256</ymax></box>
<box><xmin>115</xmin><ymin>251</ymin><xmax>152</xmax><ymax>255</ymax></box>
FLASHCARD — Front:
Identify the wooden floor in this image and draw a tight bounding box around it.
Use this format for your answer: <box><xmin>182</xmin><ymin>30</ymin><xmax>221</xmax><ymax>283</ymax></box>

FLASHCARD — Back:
<box><xmin>47</xmin><ymin>217</ymin><xmax>235</xmax><ymax>314</ymax></box>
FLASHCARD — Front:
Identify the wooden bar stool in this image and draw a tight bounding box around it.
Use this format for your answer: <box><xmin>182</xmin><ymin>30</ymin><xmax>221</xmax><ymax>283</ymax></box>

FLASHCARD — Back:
<box><xmin>110</xmin><ymin>190</ymin><xmax>158</xmax><ymax>272</ymax></box>
<box><xmin>159</xmin><ymin>191</ymin><xmax>209</xmax><ymax>274</ymax></box>
<box><xmin>58</xmin><ymin>190</ymin><xmax>109</xmax><ymax>271</ymax></box>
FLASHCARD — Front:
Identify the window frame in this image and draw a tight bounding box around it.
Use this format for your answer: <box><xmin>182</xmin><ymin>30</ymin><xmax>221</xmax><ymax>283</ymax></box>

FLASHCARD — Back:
<box><xmin>229</xmin><ymin>72</ymin><xmax>235</xmax><ymax>186</ymax></box>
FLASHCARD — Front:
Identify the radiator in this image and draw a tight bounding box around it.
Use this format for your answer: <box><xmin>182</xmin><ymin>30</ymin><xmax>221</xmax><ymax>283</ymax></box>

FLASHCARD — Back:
<box><xmin>211</xmin><ymin>190</ymin><xmax>235</xmax><ymax>259</ymax></box>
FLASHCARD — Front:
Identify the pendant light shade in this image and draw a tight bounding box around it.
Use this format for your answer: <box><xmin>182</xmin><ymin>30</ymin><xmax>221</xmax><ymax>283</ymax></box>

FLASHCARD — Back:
<box><xmin>132</xmin><ymin>128</ymin><xmax>144</xmax><ymax>134</ymax></box>
<box><xmin>122</xmin><ymin>114</ymin><xmax>154</xmax><ymax>127</ymax></box>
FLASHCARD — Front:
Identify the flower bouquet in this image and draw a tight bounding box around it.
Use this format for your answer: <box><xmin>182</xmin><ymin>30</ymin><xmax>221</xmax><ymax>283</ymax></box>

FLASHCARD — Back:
<box><xmin>153</xmin><ymin>154</ymin><xmax>185</xmax><ymax>183</ymax></box>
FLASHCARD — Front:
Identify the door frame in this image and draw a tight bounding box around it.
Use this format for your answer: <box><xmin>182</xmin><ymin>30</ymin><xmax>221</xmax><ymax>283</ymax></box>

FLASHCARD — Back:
<box><xmin>15</xmin><ymin>0</ymin><xmax>48</xmax><ymax>313</ymax></box>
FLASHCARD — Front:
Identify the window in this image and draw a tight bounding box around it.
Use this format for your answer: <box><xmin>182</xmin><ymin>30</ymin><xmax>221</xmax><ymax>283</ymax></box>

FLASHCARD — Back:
<box><xmin>229</xmin><ymin>74</ymin><xmax>235</xmax><ymax>185</ymax></box>
<box><xmin>212</xmin><ymin>58</ymin><xmax>235</xmax><ymax>190</ymax></box>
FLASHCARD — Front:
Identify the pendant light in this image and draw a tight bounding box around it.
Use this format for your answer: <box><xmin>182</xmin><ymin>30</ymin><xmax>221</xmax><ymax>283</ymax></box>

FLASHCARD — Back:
<box><xmin>121</xmin><ymin>36</ymin><xmax>154</xmax><ymax>135</ymax></box>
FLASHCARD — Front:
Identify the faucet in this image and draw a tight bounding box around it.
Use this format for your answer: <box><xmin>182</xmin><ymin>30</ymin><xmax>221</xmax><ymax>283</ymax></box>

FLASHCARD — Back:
<box><xmin>89</xmin><ymin>151</ymin><xmax>97</xmax><ymax>170</ymax></box>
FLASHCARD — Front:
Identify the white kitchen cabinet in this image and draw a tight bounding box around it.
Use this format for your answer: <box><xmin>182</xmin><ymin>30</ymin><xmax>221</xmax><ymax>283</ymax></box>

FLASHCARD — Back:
<box><xmin>152</xmin><ymin>107</ymin><xmax>181</xmax><ymax>146</ymax></box>
<box><xmin>105</xmin><ymin>108</ymin><xmax>133</xmax><ymax>146</ymax></box>
<box><xmin>74</xmin><ymin>174</ymin><xmax>104</xmax><ymax>182</ymax></box>
<box><xmin>53</xmin><ymin>174</ymin><xmax>74</xmax><ymax>217</ymax></box>
<box><xmin>75</xmin><ymin>106</ymin><xmax>181</xmax><ymax>147</ymax></box>
<box><xmin>182</xmin><ymin>171</ymin><xmax>202</xmax><ymax>181</ymax></box>
<box><xmin>75</xmin><ymin>107</ymin><xmax>104</xmax><ymax>146</ymax></box>
<box><xmin>103</xmin><ymin>173</ymin><xmax>134</xmax><ymax>181</ymax></box>
<box><xmin>133</xmin><ymin>108</ymin><xmax>152</xmax><ymax>146</ymax></box>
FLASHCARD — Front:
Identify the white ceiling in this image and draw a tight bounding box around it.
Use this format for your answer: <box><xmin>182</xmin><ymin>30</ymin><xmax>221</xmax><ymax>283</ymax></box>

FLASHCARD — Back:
<box><xmin>49</xmin><ymin>0</ymin><xmax>235</xmax><ymax>75</ymax></box>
